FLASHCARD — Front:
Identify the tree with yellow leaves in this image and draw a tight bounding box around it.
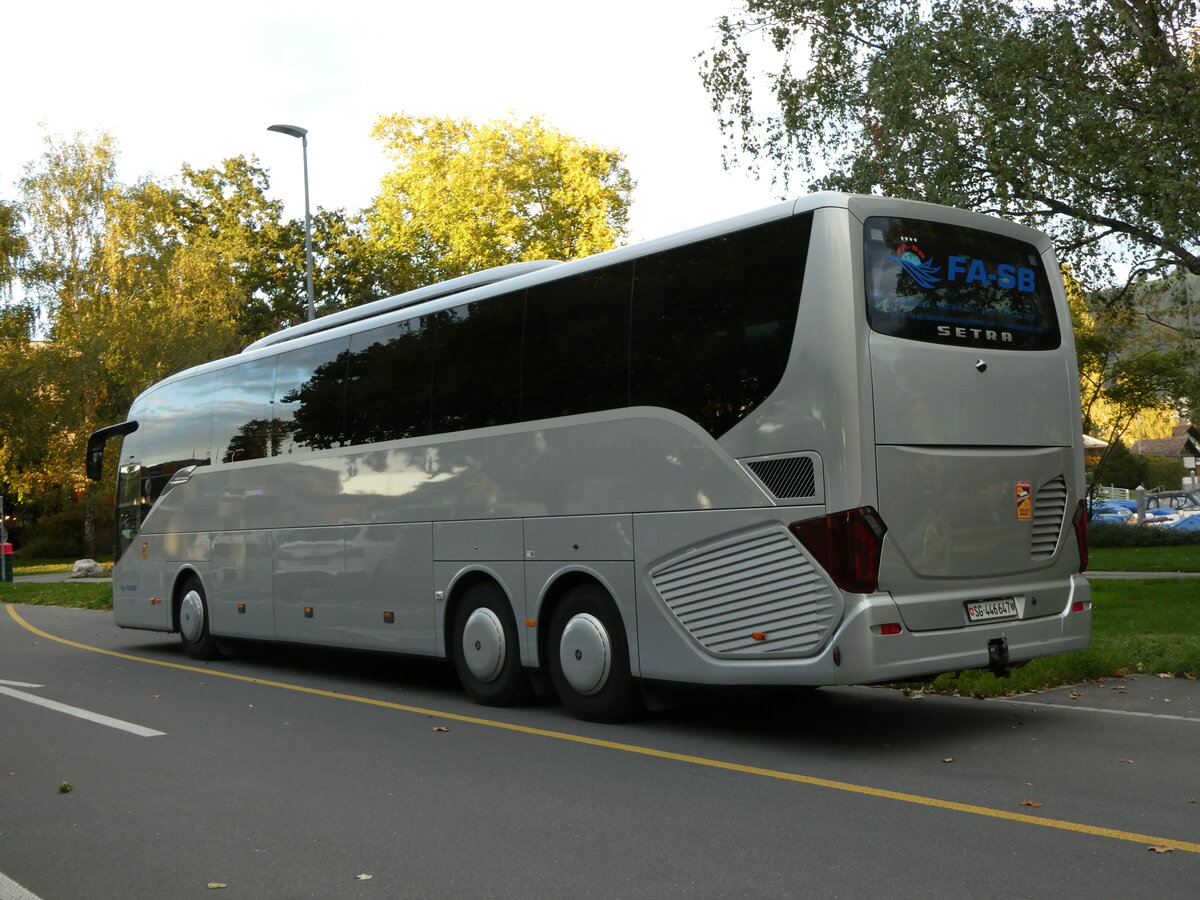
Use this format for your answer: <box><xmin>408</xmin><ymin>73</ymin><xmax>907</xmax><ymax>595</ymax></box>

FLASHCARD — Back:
<box><xmin>1066</xmin><ymin>268</ymin><xmax>1192</xmax><ymax>488</ymax></box>
<box><xmin>368</xmin><ymin>113</ymin><xmax>634</xmax><ymax>285</ymax></box>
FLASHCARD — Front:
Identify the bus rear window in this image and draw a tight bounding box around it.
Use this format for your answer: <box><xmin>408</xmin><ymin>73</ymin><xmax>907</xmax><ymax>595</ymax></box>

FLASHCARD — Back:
<box><xmin>864</xmin><ymin>216</ymin><xmax>1061</xmax><ymax>350</ymax></box>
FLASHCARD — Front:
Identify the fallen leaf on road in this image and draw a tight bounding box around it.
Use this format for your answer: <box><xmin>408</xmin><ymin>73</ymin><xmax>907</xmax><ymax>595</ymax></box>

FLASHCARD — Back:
<box><xmin>1156</xmin><ymin>673</ymin><xmax>1175</xmax><ymax>679</ymax></box>
<box><xmin>1020</xmin><ymin>800</ymin><xmax>1043</xmax><ymax>808</ymax></box>
<box><xmin>1119</xmin><ymin>759</ymin><xmax>1134</xmax><ymax>764</ymax></box>
<box><xmin>357</xmin><ymin>874</ymin><xmax>373</xmax><ymax>881</ymax></box>
<box><xmin>942</xmin><ymin>757</ymin><xmax>954</xmax><ymax>763</ymax></box>
<box><xmin>207</xmin><ymin>884</ymin><xmax>228</xmax><ymax>890</ymax></box>
<box><xmin>1147</xmin><ymin>846</ymin><xmax>1174</xmax><ymax>854</ymax></box>
<box><xmin>1068</xmin><ymin>691</ymin><xmax>1082</xmax><ymax>699</ymax></box>
<box><xmin>58</xmin><ymin>781</ymin><xmax>72</xmax><ymax>793</ymax></box>
<box><xmin>433</xmin><ymin>726</ymin><xmax>449</xmax><ymax>733</ymax></box>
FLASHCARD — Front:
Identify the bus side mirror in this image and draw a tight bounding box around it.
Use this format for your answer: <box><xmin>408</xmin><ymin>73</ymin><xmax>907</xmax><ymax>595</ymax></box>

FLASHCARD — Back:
<box><xmin>86</xmin><ymin>443</ymin><xmax>104</xmax><ymax>482</ymax></box>
<box><xmin>86</xmin><ymin>421</ymin><xmax>140</xmax><ymax>481</ymax></box>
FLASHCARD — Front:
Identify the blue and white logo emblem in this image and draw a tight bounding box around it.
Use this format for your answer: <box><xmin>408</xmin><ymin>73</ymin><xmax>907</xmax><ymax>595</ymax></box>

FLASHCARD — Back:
<box><xmin>889</xmin><ymin>243</ymin><xmax>942</xmax><ymax>289</ymax></box>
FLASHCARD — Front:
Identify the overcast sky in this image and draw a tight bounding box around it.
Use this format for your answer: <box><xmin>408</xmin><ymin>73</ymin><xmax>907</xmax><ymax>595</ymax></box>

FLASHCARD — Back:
<box><xmin>4</xmin><ymin>0</ymin><xmax>790</xmax><ymax>244</ymax></box>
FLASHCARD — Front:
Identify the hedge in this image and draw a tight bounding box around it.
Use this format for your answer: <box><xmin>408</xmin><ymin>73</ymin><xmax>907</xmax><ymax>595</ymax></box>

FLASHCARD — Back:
<box><xmin>1088</xmin><ymin>522</ymin><xmax>1200</xmax><ymax>548</ymax></box>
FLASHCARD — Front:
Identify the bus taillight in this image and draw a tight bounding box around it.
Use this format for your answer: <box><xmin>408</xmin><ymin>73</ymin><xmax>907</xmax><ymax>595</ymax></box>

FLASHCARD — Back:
<box><xmin>1072</xmin><ymin>500</ymin><xmax>1088</xmax><ymax>573</ymax></box>
<box><xmin>790</xmin><ymin>507</ymin><xmax>888</xmax><ymax>594</ymax></box>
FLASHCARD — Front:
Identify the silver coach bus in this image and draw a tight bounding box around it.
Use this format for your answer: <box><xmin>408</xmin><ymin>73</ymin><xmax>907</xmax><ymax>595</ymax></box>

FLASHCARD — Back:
<box><xmin>87</xmin><ymin>193</ymin><xmax>1091</xmax><ymax>721</ymax></box>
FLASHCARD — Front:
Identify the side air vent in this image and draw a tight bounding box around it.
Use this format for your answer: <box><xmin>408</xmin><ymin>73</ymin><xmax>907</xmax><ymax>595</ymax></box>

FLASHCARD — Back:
<box><xmin>741</xmin><ymin>453</ymin><xmax>822</xmax><ymax>502</ymax></box>
<box><xmin>650</xmin><ymin>527</ymin><xmax>842</xmax><ymax>657</ymax></box>
<box><xmin>1031</xmin><ymin>475</ymin><xmax>1068</xmax><ymax>560</ymax></box>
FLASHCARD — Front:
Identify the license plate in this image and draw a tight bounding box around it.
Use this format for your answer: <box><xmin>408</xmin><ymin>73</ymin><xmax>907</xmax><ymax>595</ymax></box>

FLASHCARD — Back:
<box><xmin>965</xmin><ymin>598</ymin><xmax>1018</xmax><ymax>623</ymax></box>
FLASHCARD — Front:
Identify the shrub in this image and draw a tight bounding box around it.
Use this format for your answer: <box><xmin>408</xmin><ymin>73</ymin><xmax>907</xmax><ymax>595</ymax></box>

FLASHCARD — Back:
<box><xmin>1089</xmin><ymin>522</ymin><xmax>1200</xmax><ymax>548</ymax></box>
<box><xmin>1141</xmin><ymin>455</ymin><xmax>1185</xmax><ymax>492</ymax></box>
<box><xmin>18</xmin><ymin>507</ymin><xmax>114</xmax><ymax>559</ymax></box>
<box><xmin>1093</xmin><ymin>440</ymin><xmax>1144</xmax><ymax>488</ymax></box>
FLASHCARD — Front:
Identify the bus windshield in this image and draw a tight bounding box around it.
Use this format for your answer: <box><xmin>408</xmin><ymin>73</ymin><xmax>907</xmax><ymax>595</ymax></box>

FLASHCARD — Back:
<box><xmin>864</xmin><ymin>216</ymin><xmax>1061</xmax><ymax>350</ymax></box>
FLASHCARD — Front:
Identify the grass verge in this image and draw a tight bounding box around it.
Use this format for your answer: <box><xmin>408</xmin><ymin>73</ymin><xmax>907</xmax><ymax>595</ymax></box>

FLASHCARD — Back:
<box><xmin>1089</xmin><ymin>544</ymin><xmax>1200</xmax><ymax>573</ymax></box>
<box><xmin>13</xmin><ymin>557</ymin><xmax>112</xmax><ymax>576</ymax></box>
<box><xmin>0</xmin><ymin>581</ymin><xmax>113</xmax><ymax>610</ymax></box>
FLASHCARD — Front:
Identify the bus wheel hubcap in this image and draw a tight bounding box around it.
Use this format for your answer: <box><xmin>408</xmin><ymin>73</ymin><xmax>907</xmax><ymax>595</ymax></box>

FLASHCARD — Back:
<box><xmin>179</xmin><ymin>590</ymin><xmax>204</xmax><ymax>642</ymax></box>
<box><xmin>559</xmin><ymin>613</ymin><xmax>611</xmax><ymax>696</ymax></box>
<box><xmin>462</xmin><ymin>608</ymin><xmax>505</xmax><ymax>683</ymax></box>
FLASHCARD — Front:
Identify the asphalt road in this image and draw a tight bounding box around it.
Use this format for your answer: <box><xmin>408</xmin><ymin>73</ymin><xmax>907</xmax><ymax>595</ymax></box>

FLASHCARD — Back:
<box><xmin>1</xmin><ymin>603</ymin><xmax>1197</xmax><ymax>899</ymax></box>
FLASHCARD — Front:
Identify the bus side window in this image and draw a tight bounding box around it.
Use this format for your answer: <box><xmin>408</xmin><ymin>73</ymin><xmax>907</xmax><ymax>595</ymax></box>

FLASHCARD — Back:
<box><xmin>139</xmin><ymin>372</ymin><xmax>216</xmax><ymax>508</ymax></box>
<box><xmin>432</xmin><ymin>295</ymin><xmax>523</xmax><ymax>433</ymax></box>
<box><xmin>114</xmin><ymin>438</ymin><xmax>142</xmax><ymax>562</ymax></box>
<box><xmin>522</xmin><ymin>263</ymin><xmax>633</xmax><ymax>421</ymax></box>
<box><xmin>275</xmin><ymin>338</ymin><xmax>351</xmax><ymax>453</ymax></box>
<box><xmin>345</xmin><ymin>320</ymin><xmax>432</xmax><ymax>445</ymax></box>
<box><xmin>213</xmin><ymin>357</ymin><xmax>277</xmax><ymax>463</ymax></box>
<box><xmin>631</xmin><ymin>214</ymin><xmax>811</xmax><ymax>437</ymax></box>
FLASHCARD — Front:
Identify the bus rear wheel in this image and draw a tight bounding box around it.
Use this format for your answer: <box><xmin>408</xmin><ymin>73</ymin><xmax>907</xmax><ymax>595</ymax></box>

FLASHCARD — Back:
<box><xmin>177</xmin><ymin>577</ymin><xmax>219</xmax><ymax>660</ymax></box>
<box><xmin>452</xmin><ymin>582</ymin><xmax>530</xmax><ymax>706</ymax></box>
<box><xmin>547</xmin><ymin>584</ymin><xmax>640</xmax><ymax>722</ymax></box>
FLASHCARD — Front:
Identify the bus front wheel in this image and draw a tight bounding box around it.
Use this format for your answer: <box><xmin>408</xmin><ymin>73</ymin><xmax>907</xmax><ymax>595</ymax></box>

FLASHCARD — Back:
<box><xmin>177</xmin><ymin>578</ymin><xmax>219</xmax><ymax>660</ymax></box>
<box><xmin>548</xmin><ymin>584</ymin><xmax>640</xmax><ymax>722</ymax></box>
<box><xmin>452</xmin><ymin>582</ymin><xmax>530</xmax><ymax>706</ymax></box>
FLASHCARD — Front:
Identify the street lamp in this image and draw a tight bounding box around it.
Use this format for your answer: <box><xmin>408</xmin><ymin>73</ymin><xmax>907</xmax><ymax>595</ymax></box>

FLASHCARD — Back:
<box><xmin>268</xmin><ymin>123</ymin><xmax>317</xmax><ymax>322</ymax></box>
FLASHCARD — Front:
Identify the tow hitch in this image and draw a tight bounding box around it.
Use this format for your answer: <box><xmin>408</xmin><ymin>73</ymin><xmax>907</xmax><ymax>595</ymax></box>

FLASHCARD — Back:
<box><xmin>987</xmin><ymin>637</ymin><xmax>1011</xmax><ymax>678</ymax></box>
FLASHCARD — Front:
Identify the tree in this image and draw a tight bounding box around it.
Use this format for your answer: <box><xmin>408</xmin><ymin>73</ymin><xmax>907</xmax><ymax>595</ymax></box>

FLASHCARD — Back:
<box><xmin>1067</xmin><ymin>270</ymin><xmax>1192</xmax><ymax>489</ymax></box>
<box><xmin>700</xmin><ymin>1</ymin><xmax>1200</xmax><ymax>283</ymax></box>
<box><xmin>174</xmin><ymin>156</ymin><xmax>308</xmax><ymax>339</ymax></box>
<box><xmin>7</xmin><ymin>132</ymin><xmax>249</xmax><ymax>549</ymax></box>
<box><xmin>0</xmin><ymin>200</ymin><xmax>26</xmax><ymax>302</ymax></box>
<box><xmin>1095</xmin><ymin>438</ymin><xmax>1146</xmax><ymax>489</ymax></box>
<box><xmin>11</xmin><ymin>131</ymin><xmax>123</xmax><ymax>549</ymax></box>
<box><xmin>368</xmin><ymin>113</ymin><xmax>634</xmax><ymax>284</ymax></box>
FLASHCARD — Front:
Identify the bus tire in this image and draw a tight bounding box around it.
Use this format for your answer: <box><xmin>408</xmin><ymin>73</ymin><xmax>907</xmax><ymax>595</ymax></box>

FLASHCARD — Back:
<box><xmin>548</xmin><ymin>584</ymin><xmax>640</xmax><ymax>722</ymax></box>
<box><xmin>452</xmin><ymin>582</ymin><xmax>530</xmax><ymax>706</ymax></box>
<box><xmin>177</xmin><ymin>577</ymin><xmax>219</xmax><ymax>661</ymax></box>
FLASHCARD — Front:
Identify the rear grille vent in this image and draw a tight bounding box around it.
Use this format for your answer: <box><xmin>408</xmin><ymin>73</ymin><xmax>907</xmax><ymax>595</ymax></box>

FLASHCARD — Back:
<box><xmin>1031</xmin><ymin>475</ymin><xmax>1068</xmax><ymax>560</ymax></box>
<box><xmin>743</xmin><ymin>454</ymin><xmax>818</xmax><ymax>501</ymax></box>
<box><xmin>650</xmin><ymin>528</ymin><xmax>841</xmax><ymax>657</ymax></box>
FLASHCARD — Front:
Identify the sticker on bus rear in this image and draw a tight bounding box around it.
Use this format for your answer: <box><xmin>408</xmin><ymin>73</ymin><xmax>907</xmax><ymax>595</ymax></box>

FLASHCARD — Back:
<box><xmin>1016</xmin><ymin>482</ymin><xmax>1032</xmax><ymax>520</ymax></box>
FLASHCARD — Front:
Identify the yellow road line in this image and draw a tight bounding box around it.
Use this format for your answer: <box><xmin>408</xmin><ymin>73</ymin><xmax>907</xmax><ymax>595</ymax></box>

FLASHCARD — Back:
<box><xmin>8</xmin><ymin>603</ymin><xmax>1199</xmax><ymax>853</ymax></box>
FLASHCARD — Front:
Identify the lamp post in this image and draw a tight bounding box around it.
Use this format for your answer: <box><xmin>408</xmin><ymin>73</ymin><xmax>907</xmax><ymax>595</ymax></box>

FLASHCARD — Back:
<box><xmin>267</xmin><ymin>123</ymin><xmax>317</xmax><ymax>322</ymax></box>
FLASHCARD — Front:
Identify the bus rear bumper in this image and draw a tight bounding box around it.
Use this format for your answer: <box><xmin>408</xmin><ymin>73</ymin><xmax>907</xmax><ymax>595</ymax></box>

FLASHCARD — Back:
<box><xmin>832</xmin><ymin>574</ymin><xmax>1091</xmax><ymax>685</ymax></box>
